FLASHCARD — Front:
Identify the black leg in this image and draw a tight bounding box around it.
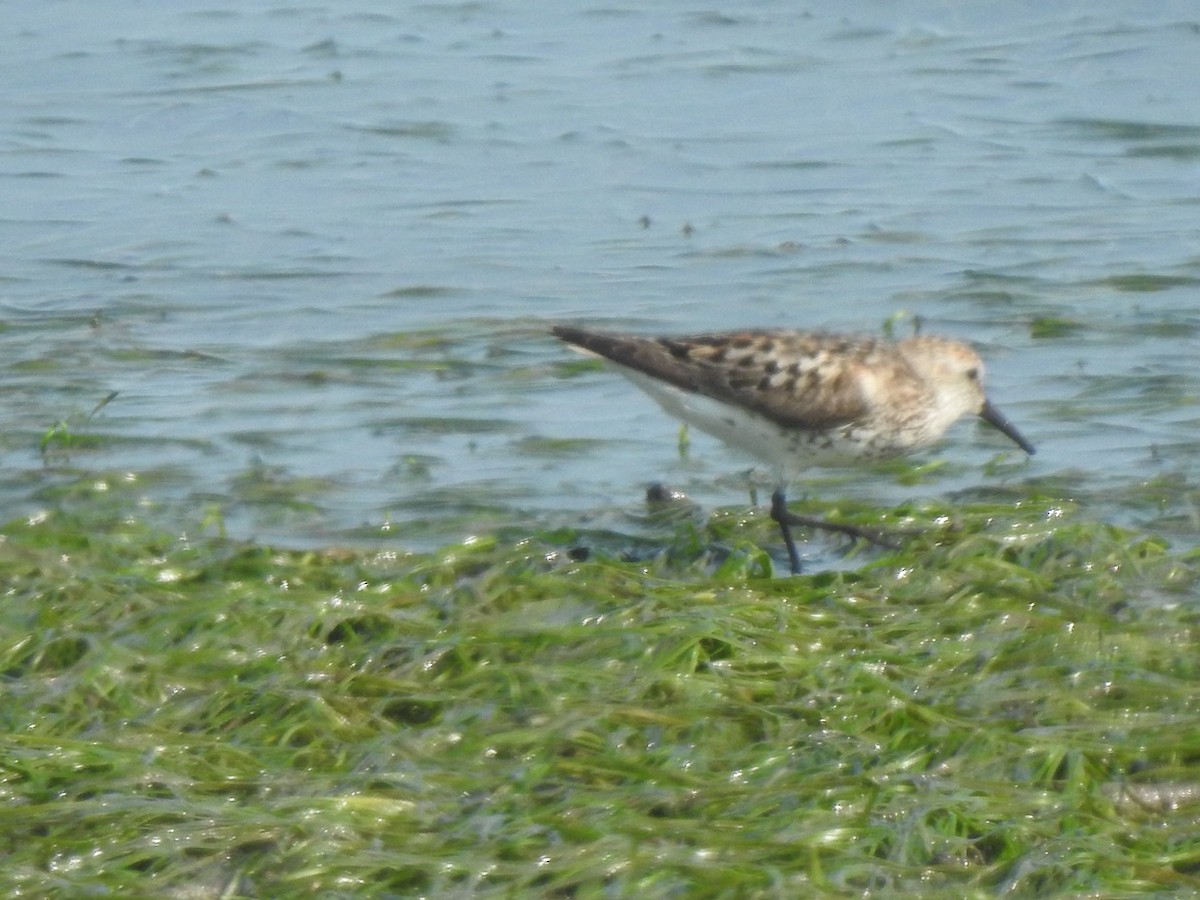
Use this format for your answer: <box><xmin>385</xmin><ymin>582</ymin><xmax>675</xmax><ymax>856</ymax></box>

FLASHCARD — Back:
<box><xmin>769</xmin><ymin>488</ymin><xmax>919</xmax><ymax>573</ymax></box>
<box><xmin>770</xmin><ymin>488</ymin><xmax>804</xmax><ymax>574</ymax></box>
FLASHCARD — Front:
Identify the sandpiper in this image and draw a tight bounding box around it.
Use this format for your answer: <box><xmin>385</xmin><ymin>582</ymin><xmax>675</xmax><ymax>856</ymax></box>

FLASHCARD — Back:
<box><xmin>551</xmin><ymin>324</ymin><xmax>1035</xmax><ymax>573</ymax></box>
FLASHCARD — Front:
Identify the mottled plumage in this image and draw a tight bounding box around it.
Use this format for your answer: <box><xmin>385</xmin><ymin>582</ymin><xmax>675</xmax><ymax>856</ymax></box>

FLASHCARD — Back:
<box><xmin>552</xmin><ymin>324</ymin><xmax>1035</xmax><ymax>573</ymax></box>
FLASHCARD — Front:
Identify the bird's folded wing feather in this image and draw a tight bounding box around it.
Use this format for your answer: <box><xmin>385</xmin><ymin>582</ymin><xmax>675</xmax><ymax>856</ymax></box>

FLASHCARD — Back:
<box><xmin>553</xmin><ymin>326</ymin><xmax>877</xmax><ymax>429</ymax></box>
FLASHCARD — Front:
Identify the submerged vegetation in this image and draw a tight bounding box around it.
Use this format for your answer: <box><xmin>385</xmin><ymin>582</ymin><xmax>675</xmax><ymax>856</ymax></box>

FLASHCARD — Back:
<box><xmin>3</xmin><ymin>474</ymin><xmax>1200</xmax><ymax>897</ymax></box>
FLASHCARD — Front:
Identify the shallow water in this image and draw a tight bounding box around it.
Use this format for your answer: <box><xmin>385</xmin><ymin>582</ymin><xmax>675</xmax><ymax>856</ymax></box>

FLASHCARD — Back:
<box><xmin>4</xmin><ymin>2</ymin><xmax>1200</xmax><ymax>564</ymax></box>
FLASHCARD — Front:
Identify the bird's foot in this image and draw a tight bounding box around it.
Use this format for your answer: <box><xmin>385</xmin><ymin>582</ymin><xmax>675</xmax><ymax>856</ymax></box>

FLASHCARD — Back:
<box><xmin>768</xmin><ymin>489</ymin><xmax>920</xmax><ymax>573</ymax></box>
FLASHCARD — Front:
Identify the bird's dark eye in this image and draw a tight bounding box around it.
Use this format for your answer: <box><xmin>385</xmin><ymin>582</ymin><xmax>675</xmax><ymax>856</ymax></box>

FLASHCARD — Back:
<box><xmin>966</xmin><ymin>367</ymin><xmax>979</xmax><ymax>381</ymax></box>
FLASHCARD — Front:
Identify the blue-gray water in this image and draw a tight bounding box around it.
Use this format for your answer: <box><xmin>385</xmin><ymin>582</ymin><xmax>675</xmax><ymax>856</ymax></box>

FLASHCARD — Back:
<box><xmin>4</xmin><ymin>2</ymin><xmax>1200</xmax><ymax>563</ymax></box>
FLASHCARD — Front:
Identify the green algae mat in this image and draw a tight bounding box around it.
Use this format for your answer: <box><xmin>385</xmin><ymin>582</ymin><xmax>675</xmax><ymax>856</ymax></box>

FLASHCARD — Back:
<box><xmin>3</xmin><ymin>479</ymin><xmax>1200</xmax><ymax>897</ymax></box>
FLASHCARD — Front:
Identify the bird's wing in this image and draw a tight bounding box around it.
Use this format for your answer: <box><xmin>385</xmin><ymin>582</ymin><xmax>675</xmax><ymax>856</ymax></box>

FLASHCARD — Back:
<box><xmin>552</xmin><ymin>326</ymin><xmax>882</xmax><ymax>429</ymax></box>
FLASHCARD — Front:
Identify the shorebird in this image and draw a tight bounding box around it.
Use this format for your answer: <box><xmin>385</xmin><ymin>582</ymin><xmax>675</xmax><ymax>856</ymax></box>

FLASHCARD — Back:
<box><xmin>551</xmin><ymin>324</ymin><xmax>1035</xmax><ymax>573</ymax></box>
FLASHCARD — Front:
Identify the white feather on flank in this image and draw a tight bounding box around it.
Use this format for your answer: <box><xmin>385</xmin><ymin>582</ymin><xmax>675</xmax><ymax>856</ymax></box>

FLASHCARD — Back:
<box><xmin>620</xmin><ymin>367</ymin><xmax>885</xmax><ymax>481</ymax></box>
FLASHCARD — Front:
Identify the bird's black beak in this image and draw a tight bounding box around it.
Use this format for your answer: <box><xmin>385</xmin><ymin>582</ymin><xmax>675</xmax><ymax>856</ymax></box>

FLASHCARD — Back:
<box><xmin>979</xmin><ymin>399</ymin><xmax>1036</xmax><ymax>455</ymax></box>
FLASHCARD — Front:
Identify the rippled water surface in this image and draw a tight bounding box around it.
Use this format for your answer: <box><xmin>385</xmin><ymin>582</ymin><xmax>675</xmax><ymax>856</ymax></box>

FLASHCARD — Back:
<box><xmin>4</xmin><ymin>2</ymin><xmax>1200</xmax><ymax>562</ymax></box>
